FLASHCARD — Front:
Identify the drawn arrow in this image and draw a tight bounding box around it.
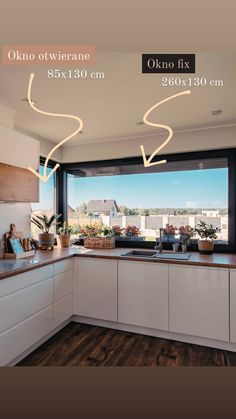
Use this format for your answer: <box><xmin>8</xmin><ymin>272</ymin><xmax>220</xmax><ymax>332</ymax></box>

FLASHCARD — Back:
<box><xmin>27</xmin><ymin>73</ymin><xmax>83</xmax><ymax>182</ymax></box>
<box><xmin>140</xmin><ymin>90</ymin><xmax>191</xmax><ymax>167</ymax></box>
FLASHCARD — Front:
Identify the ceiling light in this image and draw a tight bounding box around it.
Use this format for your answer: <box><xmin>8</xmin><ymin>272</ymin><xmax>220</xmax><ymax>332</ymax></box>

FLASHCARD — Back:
<box><xmin>212</xmin><ymin>109</ymin><xmax>223</xmax><ymax>116</ymax></box>
<box><xmin>21</xmin><ymin>97</ymin><xmax>37</xmax><ymax>105</ymax></box>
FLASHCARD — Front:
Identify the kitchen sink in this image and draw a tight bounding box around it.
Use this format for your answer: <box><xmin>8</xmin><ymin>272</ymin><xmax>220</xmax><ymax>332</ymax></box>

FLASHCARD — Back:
<box><xmin>121</xmin><ymin>250</ymin><xmax>157</xmax><ymax>258</ymax></box>
<box><xmin>121</xmin><ymin>250</ymin><xmax>190</xmax><ymax>260</ymax></box>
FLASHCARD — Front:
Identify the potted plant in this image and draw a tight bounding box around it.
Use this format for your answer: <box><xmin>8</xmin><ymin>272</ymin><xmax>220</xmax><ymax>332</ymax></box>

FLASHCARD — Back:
<box><xmin>178</xmin><ymin>225</ymin><xmax>195</xmax><ymax>252</ymax></box>
<box><xmin>123</xmin><ymin>224</ymin><xmax>142</xmax><ymax>240</ymax></box>
<box><xmin>80</xmin><ymin>223</ymin><xmax>115</xmax><ymax>249</ymax></box>
<box><xmin>194</xmin><ymin>220</ymin><xmax>220</xmax><ymax>254</ymax></box>
<box><xmin>31</xmin><ymin>213</ymin><xmax>61</xmax><ymax>250</ymax></box>
<box><xmin>112</xmin><ymin>225</ymin><xmax>123</xmax><ymax>237</ymax></box>
<box><xmin>162</xmin><ymin>224</ymin><xmax>177</xmax><ymax>242</ymax></box>
<box><xmin>58</xmin><ymin>222</ymin><xmax>77</xmax><ymax>248</ymax></box>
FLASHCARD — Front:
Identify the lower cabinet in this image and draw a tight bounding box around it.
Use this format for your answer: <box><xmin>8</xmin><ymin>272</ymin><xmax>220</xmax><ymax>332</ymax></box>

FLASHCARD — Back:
<box><xmin>54</xmin><ymin>294</ymin><xmax>73</xmax><ymax>328</ymax></box>
<box><xmin>0</xmin><ymin>306</ymin><xmax>54</xmax><ymax>366</ymax></box>
<box><xmin>118</xmin><ymin>261</ymin><xmax>168</xmax><ymax>330</ymax></box>
<box><xmin>230</xmin><ymin>269</ymin><xmax>236</xmax><ymax>343</ymax></box>
<box><xmin>74</xmin><ymin>258</ymin><xmax>117</xmax><ymax>322</ymax></box>
<box><xmin>169</xmin><ymin>265</ymin><xmax>229</xmax><ymax>341</ymax></box>
<box><xmin>0</xmin><ymin>259</ymin><xmax>75</xmax><ymax>365</ymax></box>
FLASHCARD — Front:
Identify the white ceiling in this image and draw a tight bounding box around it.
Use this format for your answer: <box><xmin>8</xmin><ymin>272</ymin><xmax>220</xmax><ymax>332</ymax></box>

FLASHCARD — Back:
<box><xmin>0</xmin><ymin>2</ymin><xmax>236</xmax><ymax>147</ymax></box>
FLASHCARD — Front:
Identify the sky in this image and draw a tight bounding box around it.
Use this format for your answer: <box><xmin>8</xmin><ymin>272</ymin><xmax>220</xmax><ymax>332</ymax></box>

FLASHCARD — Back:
<box><xmin>67</xmin><ymin>168</ymin><xmax>228</xmax><ymax>210</ymax></box>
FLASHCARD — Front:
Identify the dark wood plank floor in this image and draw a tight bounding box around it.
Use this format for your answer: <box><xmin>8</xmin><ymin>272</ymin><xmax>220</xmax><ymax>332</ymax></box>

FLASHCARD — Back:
<box><xmin>17</xmin><ymin>322</ymin><xmax>236</xmax><ymax>366</ymax></box>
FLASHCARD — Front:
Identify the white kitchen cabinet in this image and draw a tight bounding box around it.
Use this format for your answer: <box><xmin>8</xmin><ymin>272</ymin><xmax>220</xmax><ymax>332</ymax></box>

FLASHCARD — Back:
<box><xmin>54</xmin><ymin>294</ymin><xmax>73</xmax><ymax>328</ymax></box>
<box><xmin>0</xmin><ymin>278</ymin><xmax>53</xmax><ymax>333</ymax></box>
<box><xmin>0</xmin><ymin>124</ymin><xmax>39</xmax><ymax>170</ymax></box>
<box><xmin>118</xmin><ymin>260</ymin><xmax>168</xmax><ymax>330</ymax></box>
<box><xmin>169</xmin><ymin>265</ymin><xmax>229</xmax><ymax>341</ymax></box>
<box><xmin>230</xmin><ymin>269</ymin><xmax>236</xmax><ymax>342</ymax></box>
<box><xmin>0</xmin><ymin>306</ymin><xmax>54</xmax><ymax>366</ymax></box>
<box><xmin>54</xmin><ymin>268</ymin><xmax>74</xmax><ymax>302</ymax></box>
<box><xmin>53</xmin><ymin>260</ymin><xmax>74</xmax><ymax>327</ymax></box>
<box><xmin>0</xmin><ymin>265</ymin><xmax>54</xmax><ymax>298</ymax></box>
<box><xmin>75</xmin><ymin>258</ymin><xmax>117</xmax><ymax>322</ymax></box>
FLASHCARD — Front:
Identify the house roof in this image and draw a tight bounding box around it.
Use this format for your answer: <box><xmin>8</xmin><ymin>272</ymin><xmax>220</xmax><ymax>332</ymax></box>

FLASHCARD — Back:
<box><xmin>87</xmin><ymin>199</ymin><xmax>118</xmax><ymax>213</ymax></box>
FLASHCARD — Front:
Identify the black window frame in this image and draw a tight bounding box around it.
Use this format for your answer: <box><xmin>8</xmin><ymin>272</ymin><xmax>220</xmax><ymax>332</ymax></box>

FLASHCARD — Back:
<box><xmin>58</xmin><ymin>148</ymin><xmax>236</xmax><ymax>253</ymax></box>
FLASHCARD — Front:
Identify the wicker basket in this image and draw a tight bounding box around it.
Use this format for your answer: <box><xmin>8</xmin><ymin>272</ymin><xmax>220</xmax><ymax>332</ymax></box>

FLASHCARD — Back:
<box><xmin>83</xmin><ymin>237</ymin><xmax>115</xmax><ymax>249</ymax></box>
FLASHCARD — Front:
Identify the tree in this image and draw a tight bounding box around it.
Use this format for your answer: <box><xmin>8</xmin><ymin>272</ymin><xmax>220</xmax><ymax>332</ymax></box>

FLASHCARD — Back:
<box><xmin>77</xmin><ymin>202</ymin><xmax>87</xmax><ymax>215</ymax></box>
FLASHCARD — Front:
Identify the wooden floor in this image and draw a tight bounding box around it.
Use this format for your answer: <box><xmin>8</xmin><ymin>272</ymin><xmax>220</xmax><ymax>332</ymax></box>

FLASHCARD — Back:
<box><xmin>18</xmin><ymin>322</ymin><xmax>236</xmax><ymax>366</ymax></box>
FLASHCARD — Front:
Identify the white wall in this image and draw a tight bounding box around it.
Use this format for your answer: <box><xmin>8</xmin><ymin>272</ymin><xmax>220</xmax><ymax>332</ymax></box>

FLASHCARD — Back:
<box><xmin>0</xmin><ymin>104</ymin><xmax>13</xmax><ymax>129</ymax></box>
<box><xmin>0</xmin><ymin>106</ymin><xmax>37</xmax><ymax>257</ymax></box>
<box><xmin>37</xmin><ymin>137</ymin><xmax>62</xmax><ymax>162</ymax></box>
<box><xmin>62</xmin><ymin>125</ymin><xmax>236</xmax><ymax>162</ymax></box>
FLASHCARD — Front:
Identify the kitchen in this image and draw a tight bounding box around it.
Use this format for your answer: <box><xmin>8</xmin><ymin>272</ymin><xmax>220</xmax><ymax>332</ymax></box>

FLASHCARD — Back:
<box><xmin>1</xmin><ymin>53</ymin><xmax>236</xmax><ymax>366</ymax></box>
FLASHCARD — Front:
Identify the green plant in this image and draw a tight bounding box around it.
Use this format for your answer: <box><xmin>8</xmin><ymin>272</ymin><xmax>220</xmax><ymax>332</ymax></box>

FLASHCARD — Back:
<box><xmin>163</xmin><ymin>224</ymin><xmax>177</xmax><ymax>237</ymax></box>
<box><xmin>194</xmin><ymin>220</ymin><xmax>220</xmax><ymax>240</ymax></box>
<box><xmin>58</xmin><ymin>222</ymin><xmax>77</xmax><ymax>235</ymax></box>
<box><xmin>31</xmin><ymin>213</ymin><xmax>61</xmax><ymax>234</ymax></box>
<box><xmin>123</xmin><ymin>225</ymin><xmax>140</xmax><ymax>237</ymax></box>
<box><xmin>178</xmin><ymin>225</ymin><xmax>195</xmax><ymax>245</ymax></box>
<box><xmin>101</xmin><ymin>226</ymin><xmax>114</xmax><ymax>237</ymax></box>
<box><xmin>80</xmin><ymin>223</ymin><xmax>102</xmax><ymax>237</ymax></box>
<box><xmin>112</xmin><ymin>225</ymin><xmax>123</xmax><ymax>237</ymax></box>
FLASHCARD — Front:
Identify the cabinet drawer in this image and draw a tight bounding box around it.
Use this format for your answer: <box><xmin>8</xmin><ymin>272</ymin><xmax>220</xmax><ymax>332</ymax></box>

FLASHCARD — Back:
<box><xmin>0</xmin><ymin>305</ymin><xmax>54</xmax><ymax>366</ymax></box>
<box><xmin>54</xmin><ymin>259</ymin><xmax>74</xmax><ymax>276</ymax></box>
<box><xmin>0</xmin><ymin>264</ymin><xmax>54</xmax><ymax>298</ymax></box>
<box><xmin>54</xmin><ymin>270</ymin><xmax>74</xmax><ymax>302</ymax></box>
<box><xmin>0</xmin><ymin>278</ymin><xmax>53</xmax><ymax>333</ymax></box>
<box><xmin>54</xmin><ymin>294</ymin><xmax>73</xmax><ymax>328</ymax></box>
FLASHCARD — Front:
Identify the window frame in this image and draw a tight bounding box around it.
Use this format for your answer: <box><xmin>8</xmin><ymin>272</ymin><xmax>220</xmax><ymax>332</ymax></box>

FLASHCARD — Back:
<box><xmin>58</xmin><ymin>148</ymin><xmax>236</xmax><ymax>253</ymax></box>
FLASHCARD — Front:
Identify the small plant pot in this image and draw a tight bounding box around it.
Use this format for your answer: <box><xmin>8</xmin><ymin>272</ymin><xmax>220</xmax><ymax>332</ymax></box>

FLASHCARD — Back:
<box><xmin>59</xmin><ymin>234</ymin><xmax>71</xmax><ymax>248</ymax></box>
<box><xmin>38</xmin><ymin>233</ymin><xmax>54</xmax><ymax>250</ymax></box>
<box><xmin>181</xmin><ymin>244</ymin><xmax>188</xmax><ymax>253</ymax></box>
<box><xmin>172</xmin><ymin>243</ymin><xmax>179</xmax><ymax>252</ymax></box>
<box><xmin>198</xmin><ymin>240</ymin><xmax>214</xmax><ymax>255</ymax></box>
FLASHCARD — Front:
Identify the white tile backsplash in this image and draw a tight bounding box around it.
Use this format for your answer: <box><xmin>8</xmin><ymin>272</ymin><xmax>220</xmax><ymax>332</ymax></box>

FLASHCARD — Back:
<box><xmin>0</xmin><ymin>203</ymin><xmax>31</xmax><ymax>258</ymax></box>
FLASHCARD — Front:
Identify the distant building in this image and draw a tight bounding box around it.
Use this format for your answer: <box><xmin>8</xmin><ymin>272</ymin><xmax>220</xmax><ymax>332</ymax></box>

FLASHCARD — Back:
<box><xmin>87</xmin><ymin>199</ymin><xmax>118</xmax><ymax>217</ymax></box>
<box><xmin>202</xmin><ymin>210</ymin><xmax>219</xmax><ymax>217</ymax></box>
<box><xmin>68</xmin><ymin>205</ymin><xmax>76</xmax><ymax>217</ymax></box>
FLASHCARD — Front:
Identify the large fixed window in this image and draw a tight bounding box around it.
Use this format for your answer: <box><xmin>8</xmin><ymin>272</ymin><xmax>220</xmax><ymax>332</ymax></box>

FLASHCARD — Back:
<box><xmin>31</xmin><ymin>160</ymin><xmax>57</xmax><ymax>238</ymax></box>
<box><xmin>59</xmin><ymin>149</ymin><xmax>236</xmax><ymax>252</ymax></box>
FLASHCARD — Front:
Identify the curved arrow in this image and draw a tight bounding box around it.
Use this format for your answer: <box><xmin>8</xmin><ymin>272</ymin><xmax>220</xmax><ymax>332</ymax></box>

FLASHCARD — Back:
<box><xmin>140</xmin><ymin>90</ymin><xmax>191</xmax><ymax>167</ymax></box>
<box><xmin>27</xmin><ymin>73</ymin><xmax>83</xmax><ymax>182</ymax></box>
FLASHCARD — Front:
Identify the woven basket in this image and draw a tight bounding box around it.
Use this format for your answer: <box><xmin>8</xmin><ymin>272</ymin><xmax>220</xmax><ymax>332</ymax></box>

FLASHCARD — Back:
<box><xmin>83</xmin><ymin>237</ymin><xmax>115</xmax><ymax>249</ymax></box>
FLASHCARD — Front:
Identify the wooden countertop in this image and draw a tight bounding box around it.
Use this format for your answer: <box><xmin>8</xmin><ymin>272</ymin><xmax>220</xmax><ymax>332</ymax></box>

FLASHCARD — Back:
<box><xmin>1</xmin><ymin>246</ymin><xmax>236</xmax><ymax>280</ymax></box>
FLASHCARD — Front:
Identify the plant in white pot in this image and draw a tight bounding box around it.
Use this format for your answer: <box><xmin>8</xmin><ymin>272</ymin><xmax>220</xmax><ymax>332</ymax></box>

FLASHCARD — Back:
<box><xmin>194</xmin><ymin>220</ymin><xmax>220</xmax><ymax>254</ymax></box>
<box><xmin>31</xmin><ymin>213</ymin><xmax>61</xmax><ymax>250</ymax></box>
<box><xmin>58</xmin><ymin>222</ymin><xmax>77</xmax><ymax>248</ymax></box>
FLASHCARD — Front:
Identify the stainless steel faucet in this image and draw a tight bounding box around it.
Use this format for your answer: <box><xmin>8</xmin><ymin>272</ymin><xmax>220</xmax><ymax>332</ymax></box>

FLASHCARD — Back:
<box><xmin>155</xmin><ymin>228</ymin><xmax>163</xmax><ymax>253</ymax></box>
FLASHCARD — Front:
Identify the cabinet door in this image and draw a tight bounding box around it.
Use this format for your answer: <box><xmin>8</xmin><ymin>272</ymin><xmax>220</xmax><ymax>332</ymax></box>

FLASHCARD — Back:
<box><xmin>118</xmin><ymin>261</ymin><xmax>168</xmax><ymax>330</ymax></box>
<box><xmin>169</xmin><ymin>265</ymin><xmax>229</xmax><ymax>341</ymax></box>
<box><xmin>54</xmin><ymin>270</ymin><xmax>74</xmax><ymax>302</ymax></box>
<box><xmin>230</xmin><ymin>269</ymin><xmax>236</xmax><ymax>342</ymax></box>
<box><xmin>75</xmin><ymin>258</ymin><xmax>117</xmax><ymax>321</ymax></box>
<box><xmin>54</xmin><ymin>294</ymin><xmax>73</xmax><ymax>328</ymax></box>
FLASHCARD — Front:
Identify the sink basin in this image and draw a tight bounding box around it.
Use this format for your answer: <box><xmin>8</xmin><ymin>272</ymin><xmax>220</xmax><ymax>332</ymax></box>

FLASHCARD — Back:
<box><xmin>121</xmin><ymin>250</ymin><xmax>157</xmax><ymax>258</ymax></box>
<box><xmin>121</xmin><ymin>250</ymin><xmax>190</xmax><ymax>260</ymax></box>
<box><xmin>152</xmin><ymin>252</ymin><xmax>190</xmax><ymax>260</ymax></box>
